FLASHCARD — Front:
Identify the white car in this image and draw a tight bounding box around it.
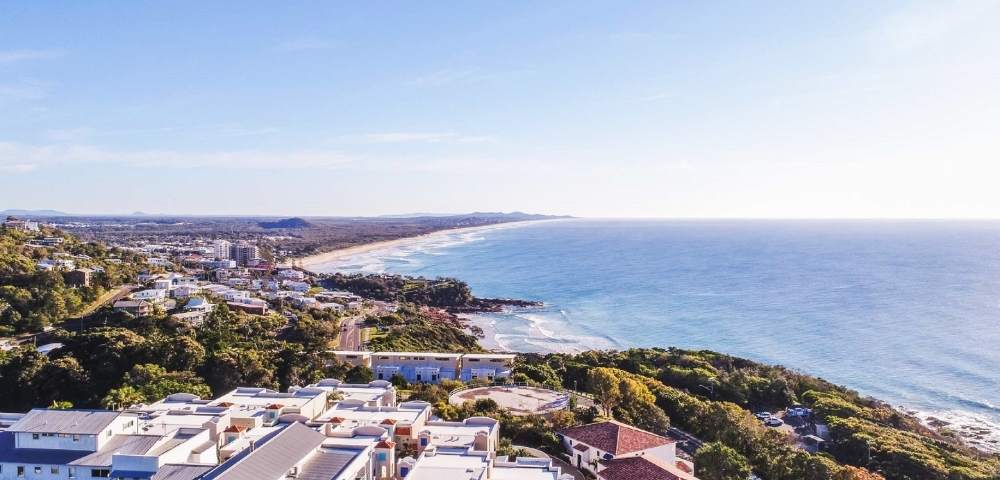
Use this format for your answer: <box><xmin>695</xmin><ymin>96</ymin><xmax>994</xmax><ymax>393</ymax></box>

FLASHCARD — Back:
<box><xmin>765</xmin><ymin>418</ymin><xmax>784</xmax><ymax>427</ymax></box>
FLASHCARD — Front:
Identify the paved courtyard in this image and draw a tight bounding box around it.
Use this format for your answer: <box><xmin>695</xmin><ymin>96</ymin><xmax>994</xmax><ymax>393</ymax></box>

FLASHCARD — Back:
<box><xmin>449</xmin><ymin>385</ymin><xmax>570</xmax><ymax>415</ymax></box>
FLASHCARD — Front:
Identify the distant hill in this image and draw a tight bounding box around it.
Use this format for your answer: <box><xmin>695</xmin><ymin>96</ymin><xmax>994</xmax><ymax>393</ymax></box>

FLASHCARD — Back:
<box><xmin>379</xmin><ymin>211</ymin><xmax>571</xmax><ymax>220</ymax></box>
<box><xmin>1</xmin><ymin>209</ymin><xmax>71</xmax><ymax>217</ymax></box>
<box><xmin>258</xmin><ymin>217</ymin><xmax>313</xmax><ymax>229</ymax></box>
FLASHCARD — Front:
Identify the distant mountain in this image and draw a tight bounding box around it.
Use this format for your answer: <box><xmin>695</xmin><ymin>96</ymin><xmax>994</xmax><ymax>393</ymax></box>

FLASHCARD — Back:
<box><xmin>258</xmin><ymin>217</ymin><xmax>314</xmax><ymax>229</ymax></box>
<box><xmin>1</xmin><ymin>209</ymin><xmax>71</xmax><ymax>217</ymax></box>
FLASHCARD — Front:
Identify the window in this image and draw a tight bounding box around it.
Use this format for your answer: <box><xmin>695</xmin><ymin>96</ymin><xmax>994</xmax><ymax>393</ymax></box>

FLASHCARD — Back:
<box><xmin>469</xmin><ymin>358</ymin><xmax>480</xmax><ymax>362</ymax></box>
<box><xmin>376</xmin><ymin>452</ymin><xmax>387</xmax><ymax>461</ymax></box>
<box><xmin>415</xmin><ymin>374</ymin><xmax>422</xmax><ymax>381</ymax></box>
<box><xmin>68</xmin><ymin>467</ymin><xmax>76</xmax><ymax>478</ymax></box>
<box><xmin>91</xmin><ymin>468</ymin><xmax>111</xmax><ymax>478</ymax></box>
<box><xmin>32</xmin><ymin>433</ymin><xmax>39</xmax><ymax>440</ymax></box>
<box><xmin>72</xmin><ymin>434</ymin><xmax>80</xmax><ymax>442</ymax></box>
<box><xmin>34</xmin><ymin>466</ymin><xmax>41</xmax><ymax>474</ymax></box>
<box><xmin>17</xmin><ymin>465</ymin><xmax>24</xmax><ymax>478</ymax></box>
<box><xmin>51</xmin><ymin>467</ymin><xmax>59</xmax><ymax>474</ymax></box>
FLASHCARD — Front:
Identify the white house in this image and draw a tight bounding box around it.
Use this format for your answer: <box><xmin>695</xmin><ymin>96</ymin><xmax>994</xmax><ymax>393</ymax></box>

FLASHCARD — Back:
<box><xmin>557</xmin><ymin>420</ymin><xmax>697</xmax><ymax>480</ymax></box>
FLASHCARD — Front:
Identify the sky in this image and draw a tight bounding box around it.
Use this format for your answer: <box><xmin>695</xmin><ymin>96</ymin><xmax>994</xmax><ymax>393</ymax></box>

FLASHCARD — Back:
<box><xmin>1</xmin><ymin>1</ymin><xmax>999</xmax><ymax>218</ymax></box>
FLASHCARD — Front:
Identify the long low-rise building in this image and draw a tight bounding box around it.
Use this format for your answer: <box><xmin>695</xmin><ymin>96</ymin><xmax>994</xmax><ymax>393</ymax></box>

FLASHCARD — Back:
<box><xmin>329</xmin><ymin>351</ymin><xmax>516</xmax><ymax>385</ymax></box>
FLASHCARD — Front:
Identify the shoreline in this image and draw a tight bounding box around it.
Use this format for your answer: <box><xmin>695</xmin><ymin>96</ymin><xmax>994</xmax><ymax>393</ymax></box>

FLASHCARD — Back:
<box><xmin>293</xmin><ymin>220</ymin><xmax>546</xmax><ymax>273</ymax></box>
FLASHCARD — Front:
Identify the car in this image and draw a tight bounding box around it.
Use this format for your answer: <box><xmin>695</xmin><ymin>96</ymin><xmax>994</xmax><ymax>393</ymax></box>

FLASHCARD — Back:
<box><xmin>765</xmin><ymin>418</ymin><xmax>784</xmax><ymax>427</ymax></box>
<box><xmin>754</xmin><ymin>412</ymin><xmax>771</xmax><ymax>420</ymax></box>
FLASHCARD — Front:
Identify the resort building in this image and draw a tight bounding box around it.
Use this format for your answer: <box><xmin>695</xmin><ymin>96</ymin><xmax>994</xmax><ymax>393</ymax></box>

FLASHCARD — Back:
<box><xmin>329</xmin><ymin>351</ymin><xmax>373</xmax><ymax>368</ymax></box>
<box><xmin>306</xmin><ymin>379</ymin><xmax>397</xmax><ymax>407</ymax></box>
<box><xmin>0</xmin><ymin>376</ymin><xmax>576</xmax><ymax>480</ymax></box>
<box><xmin>458</xmin><ymin>354</ymin><xmax>516</xmax><ymax>382</ymax></box>
<box><xmin>0</xmin><ymin>409</ymin><xmax>217</xmax><ymax>480</ymax></box>
<box><xmin>371</xmin><ymin>352</ymin><xmax>462</xmax><ymax>384</ymax></box>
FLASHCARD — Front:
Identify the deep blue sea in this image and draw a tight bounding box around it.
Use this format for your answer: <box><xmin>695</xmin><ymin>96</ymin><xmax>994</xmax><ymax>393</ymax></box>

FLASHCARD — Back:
<box><xmin>311</xmin><ymin>219</ymin><xmax>1000</xmax><ymax>450</ymax></box>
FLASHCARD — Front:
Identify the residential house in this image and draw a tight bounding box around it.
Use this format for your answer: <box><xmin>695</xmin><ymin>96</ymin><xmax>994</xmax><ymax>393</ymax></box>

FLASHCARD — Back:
<box><xmin>557</xmin><ymin>420</ymin><xmax>696</xmax><ymax>480</ymax></box>
<box><xmin>114</xmin><ymin>300</ymin><xmax>153</xmax><ymax>318</ymax></box>
<box><xmin>62</xmin><ymin>268</ymin><xmax>93</xmax><ymax>288</ymax></box>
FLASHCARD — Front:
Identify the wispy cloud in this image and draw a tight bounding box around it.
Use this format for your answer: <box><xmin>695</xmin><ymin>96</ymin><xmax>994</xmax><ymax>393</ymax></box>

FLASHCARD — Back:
<box><xmin>0</xmin><ymin>49</ymin><xmax>63</xmax><ymax>65</ymax></box>
<box><xmin>873</xmin><ymin>1</ymin><xmax>997</xmax><ymax>52</ymax></box>
<box><xmin>0</xmin><ymin>81</ymin><xmax>48</xmax><ymax>103</ymax></box>
<box><xmin>356</xmin><ymin>132</ymin><xmax>496</xmax><ymax>144</ymax></box>
<box><xmin>273</xmin><ymin>38</ymin><xmax>339</xmax><ymax>52</ymax></box>
<box><xmin>0</xmin><ymin>141</ymin><xmax>354</xmax><ymax>172</ymax></box>
<box><xmin>407</xmin><ymin>68</ymin><xmax>529</xmax><ymax>88</ymax></box>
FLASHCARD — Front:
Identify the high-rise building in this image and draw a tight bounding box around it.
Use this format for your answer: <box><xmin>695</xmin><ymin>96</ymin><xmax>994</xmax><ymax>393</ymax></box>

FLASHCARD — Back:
<box><xmin>213</xmin><ymin>239</ymin><xmax>232</xmax><ymax>259</ymax></box>
<box><xmin>230</xmin><ymin>242</ymin><xmax>260</xmax><ymax>265</ymax></box>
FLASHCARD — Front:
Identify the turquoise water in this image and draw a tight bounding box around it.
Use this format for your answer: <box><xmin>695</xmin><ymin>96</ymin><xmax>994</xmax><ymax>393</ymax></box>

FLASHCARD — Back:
<box><xmin>311</xmin><ymin>219</ymin><xmax>1000</xmax><ymax>450</ymax></box>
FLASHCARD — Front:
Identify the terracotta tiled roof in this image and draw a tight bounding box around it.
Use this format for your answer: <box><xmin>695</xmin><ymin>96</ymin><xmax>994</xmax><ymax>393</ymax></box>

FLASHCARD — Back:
<box><xmin>265</xmin><ymin>403</ymin><xmax>285</xmax><ymax>409</ymax></box>
<box><xmin>380</xmin><ymin>418</ymin><xmax>397</xmax><ymax>425</ymax></box>
<box><xmin>395</xmin><ymin>426</ymin><xmax>412</xmax><ymax>436</ymax></box>
<box><xmin>215</xmin><ymin>402</ymin><xmax>234</xmax><ymax>408</ymax></box>
<box><xmin>597</xmin><ymin>457</ymin><xmax>683</xmax><ymax>480</ymax></box>
<box><xmin>558</xmin><ymin>421</ymin><xmax>673</xmax><ymax>455</ymax></box>
<box><xmin>375</xmin><ymin>439</ymin><xmax>396</xmax><ymax>449</ymax></box>
<box><xmin>327</xmin><ymin>417</ymin><xmax>345</xmax><ymax>423</ymax></box>
<box><xmin>223</xmin><ymin>425</ymin><xmax>247</xmax><ymax>433</ymax></box>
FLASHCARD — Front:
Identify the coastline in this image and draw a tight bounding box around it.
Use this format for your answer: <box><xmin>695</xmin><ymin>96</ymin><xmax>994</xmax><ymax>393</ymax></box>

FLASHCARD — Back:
<box><xmin>294</xmin><ymin>220</ymin><xmax>545</xmax><ymax>273</ymax></box>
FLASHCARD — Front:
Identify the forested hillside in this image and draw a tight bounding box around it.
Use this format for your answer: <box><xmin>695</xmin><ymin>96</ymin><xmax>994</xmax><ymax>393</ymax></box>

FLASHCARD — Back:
<box><xmin>0</xmin><ymin>225</ymin><xmax>145</xmax><ymax>334</ymax></box>
<box><xmin>513</xmin><ymin>349</ymin><xmax>999</xmax><ymax>480</ymax></box>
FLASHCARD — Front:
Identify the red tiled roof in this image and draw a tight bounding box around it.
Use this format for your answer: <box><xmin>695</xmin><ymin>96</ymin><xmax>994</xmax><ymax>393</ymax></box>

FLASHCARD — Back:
<box><xmin>558</xmin><ymin>421</ymin><xmax>673</xmax><ymax>455</ymax></box>
<box><xmin>327</xmin><ymin>417</ymin><xmax>345</xmax><ymax>423</ymax></box>
<box><xmin>380</xmin><ymin>418</ymin><xmax>397</xmax><ymax>425</ymax></box>
<box><xmin>675</xmin><ymin>461</ymin><xmax>692</xmax><ymax>474</ymax></box>
<box><xmin>375</xmin><ymin>439</ymin><xmax>396</xmax><ymax>449</ymax></box>
<box><xmin>265</xmin><ymin>403</ymin><xmax>285</xmax><ymax>409</ymax></box>
<box><xmin>597</xmin><ymin>457</ymin><xmax>682</xmax><ymax>480</ymax></box>
<box><xmin>396</xmin><ymin>426</ymin><xmax>412</xmax><ymax>436</ymax></box>
<box><xmin>215</xmin><ymin>402</ymin><xmax>234</xmax><ymax>408</ymax></box>
<box><xmin>224</xmin><ymin>425</ymin><xmax>247</xmax><ymax>433</ymax></box>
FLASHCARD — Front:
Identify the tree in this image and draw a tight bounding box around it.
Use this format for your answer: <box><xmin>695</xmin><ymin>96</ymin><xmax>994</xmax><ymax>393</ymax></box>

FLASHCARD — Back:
<box><xmin>390</xmin><ymin>373</ymin><xmax>409</xmax><ymax>389</ymax></box>
<box><xmin>102</xmin><ymin>385</ymin><xmax>145</xmax><ymax>410</ymax></box>
<box><xmin>587</xmin><ymin>367</ymin><xmax>622</xmax><ymax>416</ymax></box>
<box><xmin>345</xmin><ymin>365</ymin><xmax>374</xmax><ymax>384</ymax></box>
<box><xmin>49</xmin><ymin>400</ymin><xmax>73</xmax><ymax>409</ymax></box>
<box><xmin>695</xmin><ymin>442</ymin><xmax>752</xmax><ymax>480</ymax></box>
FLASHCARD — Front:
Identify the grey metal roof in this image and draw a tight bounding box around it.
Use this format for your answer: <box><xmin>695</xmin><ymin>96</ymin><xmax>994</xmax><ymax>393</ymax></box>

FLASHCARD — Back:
<box><xmin>202</xmin><ymin>422</ymin><xmax>325</xmax><ymax>480</ymax></box>
<box><xmin>69</xmin><ymin>434</ymin><xmax>162</xmax><ymax>466</ymax></box>
<box><xmin>296</xmin><ymin>447</ymin><xmax>363</xmax><ymax>480</ymax></box>
<box><xmin>151</xmin><ymin>464</ymin><xmax>214</xmax><ymax>480</ymax></box>
<box><xmin>7</xmin><ymin>409</ymin><xmax>121</xmax><ymax>435</ymax></box>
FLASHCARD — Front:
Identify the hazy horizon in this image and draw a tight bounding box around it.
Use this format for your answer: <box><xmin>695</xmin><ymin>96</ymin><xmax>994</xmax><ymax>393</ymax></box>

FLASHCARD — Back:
<box><xmin>3</xmin><ymin>1</ymin><xmax>999</xmax><ymax>217</ymax></box>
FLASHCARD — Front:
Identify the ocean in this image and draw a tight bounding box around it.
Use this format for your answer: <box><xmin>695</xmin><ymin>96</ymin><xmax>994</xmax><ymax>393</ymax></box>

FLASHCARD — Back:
<box><xmin>309</xmin><ymin>218</ymin><xmax>1000</xmax><ymax>451</ymax></box>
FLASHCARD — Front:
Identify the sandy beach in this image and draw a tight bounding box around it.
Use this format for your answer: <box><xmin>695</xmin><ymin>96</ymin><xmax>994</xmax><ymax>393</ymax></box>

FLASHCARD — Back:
<box><xmin>294</xmin><ymin>220</ymin><xmax>543</xmax><ymax>273</ymax></box>
<box><xmin>461</xmin><ymin>314</ymin><xmax>509</xmax><ymax>352</ymax></box>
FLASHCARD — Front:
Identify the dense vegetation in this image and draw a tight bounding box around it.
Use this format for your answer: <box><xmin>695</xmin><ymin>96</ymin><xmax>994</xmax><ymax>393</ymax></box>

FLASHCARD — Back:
<box><xmin>511</xmin><ymin>349</ymin><xmax>999</xmax><ymax>480</ymax></box>
<box><xmin>322</xmin><ymin>273</ymin><xmax>476</xmax><ymax>308</ymax></box>
<box><xmin>0</xmin><ymin>303</ymin><xmax>348</xmax><ymax>412</ymax></box>
<box><xmin>363</xmin><ymin>304</ymin><xmax>484</xmax><ymax>352</ymax></box>
<box><xmin>0</xmin><ymin>226</ymin><xmax>144</xmax><ymax>334</ymax></box>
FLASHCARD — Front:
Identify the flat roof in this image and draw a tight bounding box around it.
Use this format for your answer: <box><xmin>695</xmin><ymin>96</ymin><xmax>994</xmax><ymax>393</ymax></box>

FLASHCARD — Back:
<box><xmin>373</xmin><ymin>352</ymin><xmax>463</xmax><ymax>359</ymax></box>
<box><xmin>406</xmin><ymin>453</ymin><xmax>489</xmax><ymax>480</ymax></box>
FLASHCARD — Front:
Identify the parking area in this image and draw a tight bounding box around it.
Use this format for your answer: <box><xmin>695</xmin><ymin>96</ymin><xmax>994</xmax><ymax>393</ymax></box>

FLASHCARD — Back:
<box><xmin>449</xmin><ymin>385</ymin><xmax>570</xmax><ymax>415</ymax></box>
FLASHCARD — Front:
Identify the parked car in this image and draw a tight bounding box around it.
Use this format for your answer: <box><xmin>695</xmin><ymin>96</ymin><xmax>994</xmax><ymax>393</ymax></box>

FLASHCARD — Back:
<box><xmin>765</xmin><ymin>418</ymin><xmax>784</xmax><ymax>427</ymax></box>
<box><xmin>754</xmin><ymin>412</ymin><xmax>771</xmax><ymax>420</ymax></box>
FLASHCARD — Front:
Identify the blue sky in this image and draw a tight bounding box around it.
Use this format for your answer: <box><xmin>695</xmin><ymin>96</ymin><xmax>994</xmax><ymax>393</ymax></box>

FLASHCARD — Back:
<box><xmin>1</xmin><ymin>1</ymin><xmax>999</xmax><ymax>217</ymax></box>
